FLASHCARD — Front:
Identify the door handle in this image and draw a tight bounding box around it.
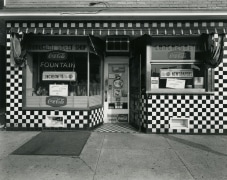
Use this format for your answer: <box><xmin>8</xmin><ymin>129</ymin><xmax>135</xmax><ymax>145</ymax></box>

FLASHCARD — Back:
<box><xmin>105</xmin><ymin>91</ymin><xmax>107</xmax><ymax>102</ymax></box>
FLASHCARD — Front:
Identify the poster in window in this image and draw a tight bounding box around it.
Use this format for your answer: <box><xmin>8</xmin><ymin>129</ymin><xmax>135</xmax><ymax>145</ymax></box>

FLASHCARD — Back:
<box><xmin>49</xmin><ymin>84</ymin><xmax>68</xmax><ymax>96</ymax></box>
<box><xmin>166</xmin><ymin>78</ymin><xmax>185</xmax><ymax>89</ymax></box>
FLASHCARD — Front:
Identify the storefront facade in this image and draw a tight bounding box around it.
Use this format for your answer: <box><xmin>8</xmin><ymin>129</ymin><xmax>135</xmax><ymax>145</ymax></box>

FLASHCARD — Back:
<box><xmin>3</xmin><ymin>14</ymin><xmax>227</xmax><ymax>133</ymax></box>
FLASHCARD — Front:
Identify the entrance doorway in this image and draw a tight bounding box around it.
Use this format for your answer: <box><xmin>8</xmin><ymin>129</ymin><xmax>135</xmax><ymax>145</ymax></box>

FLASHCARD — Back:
<box><xmin>103</xmin><ymin>56</ymin><xmax>129</xmax><ymax>123</ymax></box>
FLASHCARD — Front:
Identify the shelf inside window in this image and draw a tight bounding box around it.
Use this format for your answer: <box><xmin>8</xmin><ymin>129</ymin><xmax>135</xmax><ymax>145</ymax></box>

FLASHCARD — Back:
<box><xmin>151</xmin><ymin>60</ymin><xmax>202</xmax><ymax>64</ymax></box>
<box><xmin>147</xmin><ymin>88</ymin><xmax>214</xmax><ymax>95</ymax></box>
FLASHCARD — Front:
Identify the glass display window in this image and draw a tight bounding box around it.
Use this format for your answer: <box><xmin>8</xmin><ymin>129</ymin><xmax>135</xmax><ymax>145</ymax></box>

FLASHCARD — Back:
<box><xmin>23</xmin><ymin>36</ymin><xmax>103</xmax><ymax>109</ymax></box>
<box><xmin>151</xmin><ymin>64</ymin><xmax>206</xmax><ymax>90</ymax></box>
<box><xmin>148</xmin><ymin>36</ymin><xmax>214</xmax><ymax>94</ymax></box>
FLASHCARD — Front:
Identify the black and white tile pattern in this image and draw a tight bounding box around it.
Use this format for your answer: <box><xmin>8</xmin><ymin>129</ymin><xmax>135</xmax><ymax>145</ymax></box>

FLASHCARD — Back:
<box><xmin>5</xmin><ymin>21</ymin><xmax>227</xmax><ymax>133</ymax></box>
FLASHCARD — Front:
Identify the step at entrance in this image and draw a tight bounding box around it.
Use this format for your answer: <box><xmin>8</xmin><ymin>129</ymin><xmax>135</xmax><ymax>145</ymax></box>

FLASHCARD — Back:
<box><xmin>93</xmin><ymin>123</ymin><xmax>139</xmax><ymax>133</ymax></box>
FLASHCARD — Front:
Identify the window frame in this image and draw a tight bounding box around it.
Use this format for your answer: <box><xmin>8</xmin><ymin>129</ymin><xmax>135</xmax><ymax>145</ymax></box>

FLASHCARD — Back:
<box><xmin>145</xmin><ymin>36</ymin><xmax>215</xmax><ymax>95</ymax></box>
<box><xmin>22</xmin><ymin>35</ymin><xmax>103</xmax><ymax>110</ymax></box>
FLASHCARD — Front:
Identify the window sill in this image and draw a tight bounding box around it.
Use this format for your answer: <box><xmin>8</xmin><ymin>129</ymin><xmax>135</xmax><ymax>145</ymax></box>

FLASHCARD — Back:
<box><xmin>22</xmin><ymin>104</ymin><xmax>103</xmax><ymax>111</ymax></box>
<box><xmin>147</xmin><ymin>89</ymin><xmax>214</xmax><ymax>95</ymax></box>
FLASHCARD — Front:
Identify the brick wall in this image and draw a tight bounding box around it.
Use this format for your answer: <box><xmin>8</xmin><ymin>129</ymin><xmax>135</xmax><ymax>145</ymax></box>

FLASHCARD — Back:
<box><xmin>4</xmin><ymin>0</ymin><xmax>227</xmax><ymax>9</ymax></box>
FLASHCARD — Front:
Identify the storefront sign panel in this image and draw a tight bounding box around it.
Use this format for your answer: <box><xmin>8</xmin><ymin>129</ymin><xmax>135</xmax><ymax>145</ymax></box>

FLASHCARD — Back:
<box><xmin>160</xmin><ymin>69</ymin><xmax>193</xmax><ymax>79</ymax></box>
<box><xmin>28</xmin><ymin>44</ymin><xmax>87</xmax><ymax>52</ymax></box>
<box><xmin>43</xmin><ymin>71</ymin><xmax>76</xmax><ymax>81</ymax></box>
<box><xmin>46</xmin><ymin>96</ymin><xmax>67</xmax><ymax>107</ymax></box>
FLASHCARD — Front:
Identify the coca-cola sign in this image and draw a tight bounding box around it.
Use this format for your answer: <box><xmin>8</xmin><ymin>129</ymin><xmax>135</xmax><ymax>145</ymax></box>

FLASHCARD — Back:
<box><xmin>168</xmin><ymin>51</ymin><xmax>191</xmax><ymax>60</ymax></box>
<box><xmin>46</xmin><ymin>96</ymin><xmax>67</xmax><ymax>107</ymax></box>
<box><xmin>47</xmin><ymin>51</ymin><xmax>68</xmax><ymax>61</ymax></box>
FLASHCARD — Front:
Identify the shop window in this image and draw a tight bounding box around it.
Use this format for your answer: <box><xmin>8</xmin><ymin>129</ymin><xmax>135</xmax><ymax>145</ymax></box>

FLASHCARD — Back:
<box><xmin>149</xmin><ymin>36</ymin><xmax>213</xmax><ymax>93</ymax></box>
<box><xmin>23</xmin><ymin>36</ymin><xmax>103</xmax><ymax>109</ymax></box>
<box><xmin>24</xmin><ymin>52</ymin><xmax>89</xmax><ymax>108</ymax></box>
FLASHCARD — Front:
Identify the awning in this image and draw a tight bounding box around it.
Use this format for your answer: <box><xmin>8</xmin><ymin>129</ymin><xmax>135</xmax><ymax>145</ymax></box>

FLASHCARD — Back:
<box><xmin>8</xmin><ymin>21</ymin><xmax>227</xmax><ymax>36</ymax></box>
<box><xmin>9</xmin><ymin>27</ymin><xmax>226</xmax><ymax>36</ymax></box>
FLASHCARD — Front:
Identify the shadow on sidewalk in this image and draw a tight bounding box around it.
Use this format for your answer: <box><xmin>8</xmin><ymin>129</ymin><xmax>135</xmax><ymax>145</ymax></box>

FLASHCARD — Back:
<box><xmin>163</xmin><ymin>135</ymin><xmax>227</xmax><ymax>157</ymax></box>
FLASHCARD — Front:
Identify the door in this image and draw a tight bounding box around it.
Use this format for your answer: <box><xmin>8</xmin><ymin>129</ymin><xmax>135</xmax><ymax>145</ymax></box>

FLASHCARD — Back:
<box><xmin>104</xmin><ymin>57</ymin><xmax>129</xmax><ymax>123</ymax></box>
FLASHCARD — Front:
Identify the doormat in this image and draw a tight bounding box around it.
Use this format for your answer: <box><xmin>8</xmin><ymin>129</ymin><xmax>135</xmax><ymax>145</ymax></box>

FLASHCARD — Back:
<box><xmin>12</xmin><ymin>131</ymin><xmax>91</xmax><ymax>156</ymax></box>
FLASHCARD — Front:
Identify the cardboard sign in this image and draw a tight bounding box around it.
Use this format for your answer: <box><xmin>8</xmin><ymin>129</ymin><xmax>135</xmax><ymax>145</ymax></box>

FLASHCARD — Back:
<box><xmin>151</xmin><ymin>77</ymin><xmax>159</xmax><ymax>89</ymax></box>
<box><xmin>49</xmin><ymin>84</ymin><xmax>68</xmax><ymax>96</ymax></box>
<box><xmin>166</xmin><ymin>78</ymin><xmax>185</xmax><ymax>89</ymax></box>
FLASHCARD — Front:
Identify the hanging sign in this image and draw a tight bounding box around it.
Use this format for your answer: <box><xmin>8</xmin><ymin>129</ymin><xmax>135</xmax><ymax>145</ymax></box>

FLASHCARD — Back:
<box><xmin>160</xmin><ymin>69</ymin><xmax>193</xmax><ymax>79</ymax></box>
<box><xmin>47</xmin><ymin>51</ymin><xmax>68</xmax><ymax>61</ymax></box>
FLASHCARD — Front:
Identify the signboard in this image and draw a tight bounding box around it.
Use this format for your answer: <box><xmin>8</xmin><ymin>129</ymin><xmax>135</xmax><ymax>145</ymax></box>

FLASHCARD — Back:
<box><xmin>168</xmin><ymin>51</ymin><xmax>191</xmax><ymax>60</ymax></box>
<box><xmin>160</xmin><ymin>69</ymin><xmax>193</xmax><ymax>79</ymax></box>
<box><xmin>166</xmin><ymin>78</ymin><xmax>185</xmax><ymax>89</ymax></box>
<box><xmin>28</xmin><ymin>43</ymin><xmax>87</xmax><ymax>52</ymax></box>
<box><xmin>46</xmin><ymin>96</ymin><xmax>67</xmax><ymax>107</ymax></box>
<box><xmin>112</xmin><ymin>66</ymin><xmax>125</xmax><ymax>72</ymax></box>
<box><xmin>43</xmin><ymin>71</ymin><xmax>77</xmax><ymax>81</ymax></box>
<box><xmin>47</xmin><ymin>51</ymin><xmax>68</xmax><ymax>61</ymax></box>
<box><xmin>49</xmin><ymin>84</ymin><xmax>68</xmax><ymax>96</ymax></box>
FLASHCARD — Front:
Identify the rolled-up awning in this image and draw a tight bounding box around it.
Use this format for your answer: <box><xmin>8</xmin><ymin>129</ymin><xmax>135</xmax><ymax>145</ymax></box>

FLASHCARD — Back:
<box><xmin>8</xmin><ymin>21</ymin><xmax>226</xmax><ymax>36</ymax></box>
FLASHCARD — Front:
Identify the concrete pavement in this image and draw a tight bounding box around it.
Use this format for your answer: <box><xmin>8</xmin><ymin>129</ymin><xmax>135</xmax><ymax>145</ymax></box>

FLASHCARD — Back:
<box><xmin>0</xmin><ymin>130</ymin><xmax>227</xmax><ymax>180</ymax></box>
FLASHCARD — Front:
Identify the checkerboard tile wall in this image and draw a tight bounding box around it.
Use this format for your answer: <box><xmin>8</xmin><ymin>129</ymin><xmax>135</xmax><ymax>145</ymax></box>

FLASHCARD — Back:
<box><xmin>5</xmin><ymin>21</ymin><xmax>227</xmax><ymax>133</ymax></box>
<box><xmin>6</xmin><ymin>22</ymin><xmax>106</xmax><ymax>130</ymax></box>
<box><xmin>145</xmin><ymin>94</ymin><xmax>224</xmax><ymax>134</ymax></box>
<box><xmin>6</xmin><ymin>108</ymin><xmax>103</xmax><ymax>130</ymax></box>
<box><xmin>141</xmin><ymin>34</ymin><xmax>227</xmax><ymax>134</ymax></box>
<box><xmin>89</xmin><ymin>107</ymin><xmax>104</xmax><ymax>128</ymax></box>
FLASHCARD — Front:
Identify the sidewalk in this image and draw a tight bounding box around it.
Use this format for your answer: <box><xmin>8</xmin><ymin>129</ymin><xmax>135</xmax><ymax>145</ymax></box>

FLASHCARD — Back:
<box><xmin>0</xmin><ymin>131</ymin><xmax>227</xmax><ymax>180</ymax></box>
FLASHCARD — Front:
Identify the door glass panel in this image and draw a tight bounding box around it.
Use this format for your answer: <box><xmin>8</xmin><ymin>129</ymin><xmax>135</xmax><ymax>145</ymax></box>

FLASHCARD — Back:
<box><xmin>104</xmin><ymin>61</ymin><xmax>129</xmax><ymax>123</ymax></box>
